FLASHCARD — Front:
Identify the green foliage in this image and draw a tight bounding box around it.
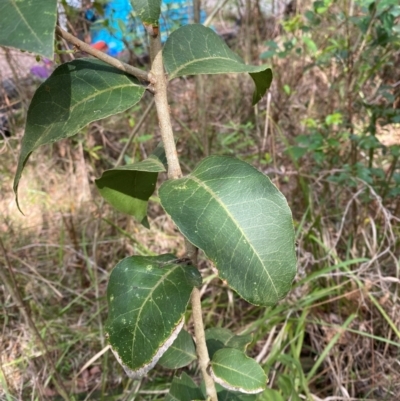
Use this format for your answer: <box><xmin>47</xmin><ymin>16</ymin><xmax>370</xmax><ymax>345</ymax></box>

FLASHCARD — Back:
<box><xmin>258</xmin><ymin>389</ymin><xmax>285</xmax><ymax>401</ymax></box>
<box><xmin>205</xmin><ymin>327</ymin><xmax>252</xmax><ymax>358</ymax></box>
<box><xmin>254</xmin><ymin>3</ymin><xmax>400</xmax><ymax>396</ymax></box>
<box><xmin>0</xmin><ymin>0</ymin><xmax>57</xmax><ymax>58</ymax></box>
<box><xmin>106</xmin><ymin>255</ymin><xmax>202</xmax><ymax>378</ymax></box>
<box><xmin>249</xmin><ymin>70</ymin><xmax>274</xmax><ymax>106</ymax></box>
<box><xmin>3</xmin><ymin>0</ymin><xmax>400</xmax><ymax>399</ymax></box>
<box><xmin>158</xmin><ymin>329</ymin><xmax>197</xmax><ymax>369</ymax></box>
<box><xmin>209</xmin><ymin>348</ymin><xmax>266</xmax><ymax>394</ymax></box>
<box><xmin>130</xmin><ymin>0</ymin><xmax>161</xmax><ymax>26</ymax></box>
<box><xmin>215</xmin><ymin>387</ymin><xmax>256</xmax><ymax>401</ymax></box>
<box><xmin>163</xmin><ymin>24</ymin><xmax>272</xmax><ymax>105</ymax></box>
<box><xmin>268</xmin><ymin>0</ymin><xmax>400</xmax><ymax>205</ymax></box>
<box><xmin>165</xmin><ymin>373</ymin><xmax>205</xmax><ymax>401</ymax></box>
<box><xmin>159</xmin><ymin>156</ymin><xmax>296</xmax><ymax>306</ymax></box>
<box><xmin>5</xmin><ymin>1</ymin><xmax>297</xmax><ymax>398</ymax></box>
<box><xmin>95</xmin><ymin>145</ymin><xmax>166</xmax><ymax>228</ymax></box>
<box><xmin>217</xmin><ymin>121</ymin><xmax>259</xmax><ymax>159</ymax></box>
<box><xmin>13</xmin><ymin>59</ymin><xmax>145</xmax><ymax>208</ymax></box>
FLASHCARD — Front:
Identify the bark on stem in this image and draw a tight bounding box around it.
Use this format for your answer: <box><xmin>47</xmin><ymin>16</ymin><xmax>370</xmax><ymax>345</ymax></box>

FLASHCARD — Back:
<box><xmin>149</xmin><ymin>34</ymin><xmax>218</xmax><ymax>401</ymax></box>
<box><xmin>191</xmin><ymin>287</ymin><xmax>218</xmax><ymax>401</ymax></box>
<box><xmin>149</xmin><ymin>35</ymin><xmax>182</xmax><ymax>179</ymax></box>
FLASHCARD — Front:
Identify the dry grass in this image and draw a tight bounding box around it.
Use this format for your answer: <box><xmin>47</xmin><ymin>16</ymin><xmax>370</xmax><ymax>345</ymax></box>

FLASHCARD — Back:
<box><xmin>1</xmin><ymin>2</ymin><xmax>400</xmax><ymax>400</ymax></box>
<box><xmin>0</xmin><ymin>134</ymin><xmax>184</xmax><ymax>399</ymax></box>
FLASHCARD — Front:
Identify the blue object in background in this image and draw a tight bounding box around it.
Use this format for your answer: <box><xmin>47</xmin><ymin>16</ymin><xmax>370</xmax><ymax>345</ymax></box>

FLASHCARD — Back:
<box><xmin>89</xmin><ymin>0</ymin><xmax>207</xmax><ymax>56</ymax></box>
<box><xmin>89</xmin><ymin>0</ymin><xmax>132</xmax><ymax>56</ymax></box>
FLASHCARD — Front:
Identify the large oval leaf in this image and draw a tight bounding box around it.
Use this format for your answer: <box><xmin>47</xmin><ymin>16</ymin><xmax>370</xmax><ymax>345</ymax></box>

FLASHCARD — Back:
<box><xmin>0</xmin><ymin>0</ymin><xmax>57</xmax><ymax>58</ymax></box>
<box><xmin>163</xmin><ymin>24</ymin><xmax>272</xmax><ymax>105</ymax></box>
<box><xmin>13</xmin><ymin>58</ymin><xmax>145</xmax><ymax>208</ymax></box>
<box><xmin>95</xmin><ymin>145</ymin><xmax>166</xmax><ymax>228</ymax></box>
<box><xmin>209</xmin><ymin>349</ymin><xmax>266</xmax><ymax>394</ymax></box>
<box><xmin>159</xmin><ymin>156</ymin><xmax>296</xmax><ymax>306</ymax></box>
<box><xmin>130</xmin><ymin>0</ymin><xmax>161</xmax><ymax>26</ymax></box>
<box><xmin>106</xmin><ymin>255</ymin><xmax>202</xmax><ymax>378</ymax></box>
<box><xmin>158</xmin><ymin>329</ymin><xmax>197</xmax><ymax>369</ymax></box>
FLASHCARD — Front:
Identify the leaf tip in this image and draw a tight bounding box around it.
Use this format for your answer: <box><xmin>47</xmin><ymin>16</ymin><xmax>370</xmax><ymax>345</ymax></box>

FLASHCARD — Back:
<box><xmin>141</xmin><ymin>215</ymin><xmax>150</xmax><ymax>229</ymax></box>
<box><xmin>250</xmin><ymin>68</ymin><xmax>273</xmax><ymax>106</ymax></box>
<box><xmin>13</xmin><ymin>182</ymin><xmax>25</xmax><ymax>216</ymax></box>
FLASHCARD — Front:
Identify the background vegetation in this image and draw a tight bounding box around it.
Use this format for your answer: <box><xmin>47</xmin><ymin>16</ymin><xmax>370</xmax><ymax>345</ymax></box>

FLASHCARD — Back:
<box><xmin>1</xmin><ymin>0</ymin><xmax>399</xmax><ymax>400</ymax></box>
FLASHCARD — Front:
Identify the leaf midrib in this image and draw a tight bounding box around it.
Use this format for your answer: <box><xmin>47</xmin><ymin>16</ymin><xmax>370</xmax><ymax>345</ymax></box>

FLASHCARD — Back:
<box><xmin>168</xmin><ymin>56</ymin><xmax>264</xmax><ymax>79</ymax></box>
<box><xmin>212</xmin><ymin>361</ymin><xmax>261</xmax><ymax>387</ymax></box>
<box><xmin>113</xmin><ymin>159</ymin><xmax>165</xmax><ymax>172</ymax></box>
<box><xmin>130</xmin><ymin>264</ymin><xmax>182</xmax><ymax>366</ymax></box>
<box><xmin>27</xmin><ymin>82</ymin><xmax>141</xmax><ymax>154</ymax></box>
<box><xmin>188</xmin><ymin>174</ymin><xmax>279</xmax><ymax>298</ymax></box>
<box><xmin>168</xmin><ymin>344</ymin><xmax>196</xmax><ymax>359</ymax></box>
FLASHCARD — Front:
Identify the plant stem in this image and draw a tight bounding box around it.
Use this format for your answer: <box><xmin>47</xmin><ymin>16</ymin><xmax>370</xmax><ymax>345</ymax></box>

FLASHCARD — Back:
<box><xmin>149</xmin><ymin>35</ymin><xmax>182</xmax><ymax>179</ymax></box>
<box><xmin>188</xmin><ymin>243</ymin><xmax>218</xmax><ymax>401</ymax></box>
<box><xmin>55</xmin><ymin>26</ymin><xmax>150</xmax><ymax>84</ymax></box>
<box><xmin>244</xmin><ymin>0</ymin><xmax>251</xmax><ymax>64</ymax></box>
<box><xmin>193</xmin><ymin>0</ymin><xmax>201</xmax><ymax>24</ymax></box>
<box><xmin>191</xmin><ymin>288</ymin><xmax>218</xmax><ymax>400</ymax></box>
<box><xmin>149</xmin><ymin>33</ymin><xmax>218</xmax><ymax>401</ymax></box>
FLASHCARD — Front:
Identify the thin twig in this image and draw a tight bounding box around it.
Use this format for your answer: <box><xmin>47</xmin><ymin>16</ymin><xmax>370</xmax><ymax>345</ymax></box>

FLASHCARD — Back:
<box><xmin>261</xmin><ymin>91</ymin><xmax>271</xmax><ymax>152</ymax></box>
<box><xmin>193</xmin><ymin>0</ymin><xmax>201</xmax><ymax>24</ymax></box>
<box><xmin>75</xmin><ymin>345</ymin><xmax>110</xmax><ymax>379</ymax></box>
<box><xmin>115</xmin><ymin>98</ymin><xmax>155</xmax><ymax>167</ymax></box>
<box><xmin>55</xmin><ymin>26</ymin><xmax>150</xmax><ymax>83</ymax></box>
<box><xmin>204</xmin><ymin>0</ymin><xmax>230</xmax><ymax>27</ymax></box>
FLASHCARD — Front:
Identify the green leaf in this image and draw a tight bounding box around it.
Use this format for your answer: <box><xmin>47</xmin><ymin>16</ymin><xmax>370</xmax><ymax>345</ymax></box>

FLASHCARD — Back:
<box><xmin>0</xmin><ymin>0</ymin><xmax>57</xmax><ymax>58</ymax></box>
<box><xmin>95</xmin><ymin>145</ymin><xmax>166</xmax><ymax>228</ymax></box>
<box><xmin>302</xmin><ymin>37</ymin><xmax>318</xmax><ymax>54</ymax></box>
<box><xmin>13</xmin><ymin>58</ymin><xmax>145</xmax><ymax>209</ymax></box>
<box><xmin>106</xmin><ymin>255</ymin><xmax>202</xmax><ymax>378</ymax></box>
<box><xmin>210</xmin><ymin>349</ymin><xmax>266</xmax><ymax>394</ymax></box>
<box><xmin>159</xmin><ymin>156</ymin><xmax>297</xmax><ymax>306</ymax></box>
<box><xmin>249</xmin><ymin>70</ymin><xmax>272</xmax><ymax>106</ymax></box>
<box><xmin>277</xmin><ymin>374</ymin><xmax>295</xmax><ymax>399</ymax></box>
<box><xmin>258</xmin><ymin>388</ymin><xmax>284</xmax><ymax>401</ymax></box>
<box><xmin>130</xmin><ymin>0</ymin><xmax>161</xmax><ymax>26</ymax></box>
<box><xmin>217</xmin><ymin>386</ymin><xmax>256</xmax><ymax>401</ymax></box>
<box><xmin>287</xmin><ymin>146</ymin><xmax>308</xmax><ymax>161</ymax></box>
<box><xmin>163</xmin><ymin>24</ymin><xmax>272</xmax><ymax>105</ymax></box>
<box><xmin>205</xmin><ymin>328</ymin><xmax>252</xmax><ymax>358</ymax></box>
<box><xmin>165</xmin><ymin>372</ymin><xmax>205</xmax><ymax>401</ymax></box>
<box><xmin>158</xmin><ymin>329</ymin><xmax>197</xmax><ymax>369</ymax></box>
